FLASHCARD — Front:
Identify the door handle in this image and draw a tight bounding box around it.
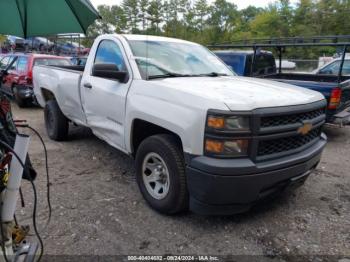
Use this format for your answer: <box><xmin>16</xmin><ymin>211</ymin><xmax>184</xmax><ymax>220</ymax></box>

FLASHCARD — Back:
<box><xmin>83</xmin><ymin>82</ymin><xmax>92</xmax><ymax>89</ymax></box>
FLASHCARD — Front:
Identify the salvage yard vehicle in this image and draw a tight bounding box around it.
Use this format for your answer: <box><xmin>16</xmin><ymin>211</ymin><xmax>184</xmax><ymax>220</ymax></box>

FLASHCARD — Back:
<box><xmin>24</xmin><ymin>37</ymin><xmax>54</xmax><ymax>52</ymax></box>
<box><xmin>314</xmin><ymin>57</ymin><xmax>350</xmax><ymax>76</ymax></box>
<box><xmin>0</xmin><ymin>53</ymin><xmax>71</xmax><ymax>107</ymax></box>
<box><xmin>211</xmin><ymin>36</ymin><xmax>350</xmax><ymax>126</ymax></box>
<box><xmin>214</xmin><ymin>50</ymin><xmax>277</xmax><ymax>77</ymax></box>
<box><xmin>33</xmin><ymin>34</ymin><xmax>327</xmax><ymax>215</ymax></box>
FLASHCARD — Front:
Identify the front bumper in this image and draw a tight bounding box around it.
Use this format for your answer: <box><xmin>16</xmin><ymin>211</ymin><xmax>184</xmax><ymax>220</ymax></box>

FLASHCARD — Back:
<box><xmin>186</xmin><ymin>134</ymin><xmax>327</xmax><ymax>215</ymax></box>
<box><xmin>16</xmin><ymin>86</ymin><xmax>34</xmax><ymax>99</ymax></box>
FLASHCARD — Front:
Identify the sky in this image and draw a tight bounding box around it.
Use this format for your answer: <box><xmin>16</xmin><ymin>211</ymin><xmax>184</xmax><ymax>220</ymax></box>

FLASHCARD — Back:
<box><xmin>91</xmin><ymin>0</ymin><xmax>298</xmax><ymax>10</ymax></box>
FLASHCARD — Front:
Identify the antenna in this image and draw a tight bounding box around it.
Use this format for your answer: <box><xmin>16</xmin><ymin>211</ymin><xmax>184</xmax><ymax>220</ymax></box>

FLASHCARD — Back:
<box><xmin>146</xmin><ymin>19</ymin><xmax>149</xmax><ymax>80</ymax></box>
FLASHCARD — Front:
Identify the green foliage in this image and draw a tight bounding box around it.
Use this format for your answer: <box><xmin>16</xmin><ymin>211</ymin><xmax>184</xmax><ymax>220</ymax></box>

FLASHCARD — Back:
<box><xmin>0</xmin><ymin>35</ymin><xmax>6</xmax><ymax>43</ymax></box>
<box><xmin>85</xmin><ymin>0</ymin><xmax>350</xmax><ymax>49</ymax></box>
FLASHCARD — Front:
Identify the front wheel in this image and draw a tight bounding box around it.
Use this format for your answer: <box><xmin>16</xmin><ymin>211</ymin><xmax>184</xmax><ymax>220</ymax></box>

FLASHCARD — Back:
<box><xmin>44</xmin><ymin>100</ymin><xmax>69</xmax><ymax>141</ymax></box>
<box><xmin>135</xmin><ymin>134</ymin><xmax>188</xmax><ymax>215</ymax></box>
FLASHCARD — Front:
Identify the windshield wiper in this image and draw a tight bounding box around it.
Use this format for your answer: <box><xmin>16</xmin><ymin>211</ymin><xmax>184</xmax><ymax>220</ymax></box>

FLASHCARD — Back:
<box><xmin>147</xmin><ymin>73</ymin><xmax>193</xmax><ymax>80</ymax></box>
<box><xmin>147</xmin><ymin>72</ymin><xmax>230</xmax><ymax>80</ymax></box>
<box><xmin>198</xmin><ymin>72</ymin><xmax>230</xmax><ymax>77</ymax></box>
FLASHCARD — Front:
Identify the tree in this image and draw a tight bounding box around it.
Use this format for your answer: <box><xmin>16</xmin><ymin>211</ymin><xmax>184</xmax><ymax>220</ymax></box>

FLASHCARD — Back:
<box><xmin>147</xmin><ymin>0</ymin><xmax>163</xmax><ymax>33</ymax></box>
<box><xmin>139</xmin><ymin>0</ymin><xmax>149</xmax><ymax>31</ymax></box>
<box><xmin>84</xmin><ymin>0</ymin><xmax>350</xmax><ymax>47</ymax></box>
<box><xmin>249</xmin><ymin>0</ymin><xmax>293</xmax><ymax>38</ymax></box>
<box><xmin>122</xmin><ymin>0</ymin><xmax>140</xmax><ymax>33</ymax></box>
<box><xmin>112</xmin><ymin>5</ymin><xmax>128</xmax><ymax>33</ymax></box>
<box><xmin>86</xmin><ymin>4</ymin><xmax>128</xmax><ymax>41</ymax></box>
<box><xmin>250</xmin><ymin>8</ymin><xmax>280</xmax><ymax>37</ymax></box>
<box><xmin>0</xmin><ymin>35</ymin><xmax>6</xmax><ymax>52</ymax></box>
<box><xmin>207</xmin><ymin>0</ymin><xmax>239</xmax><ymax>43</ymax></box>
<box><xmin>292</xmin><ymin>0</ymin><xmax>319</xmax><ymax>36</ymax></box>
<box><xmin>194</xmin><ymin>0</ymin><xmax>208</xmax><ymax>32</ymax></box>
<box><xmin>278</xmin><ymin>0</ymin><xmax>293</xmax><ymax>36</ymax></box>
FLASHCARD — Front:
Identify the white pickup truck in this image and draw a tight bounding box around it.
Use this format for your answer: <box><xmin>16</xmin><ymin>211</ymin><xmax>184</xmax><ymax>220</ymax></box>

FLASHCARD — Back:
<box><xmin>33</xmin><ymin>34</ymin><xmax>327</xmax><ymax>215</ymax></box>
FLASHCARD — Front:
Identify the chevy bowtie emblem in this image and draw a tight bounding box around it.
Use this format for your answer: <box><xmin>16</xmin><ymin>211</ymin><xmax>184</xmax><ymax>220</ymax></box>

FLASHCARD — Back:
<box><xmin>298</xmin><ymin>122</ymin><xmax>313</xmax><ymax>135</ymax></box>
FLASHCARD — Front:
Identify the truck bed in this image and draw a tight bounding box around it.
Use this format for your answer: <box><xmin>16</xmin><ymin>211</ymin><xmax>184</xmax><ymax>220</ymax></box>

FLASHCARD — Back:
<box><xmin>50</xmin><ymin>65</ymin><xmax>85</xmax><ymax>72</ymax></box>
<box><xmin>33</xmin><ymin>65</ymin><xmax>86</xmax><ymax>125</ymax></box>
<box><xmin>262</xmin><ymin>72</ymin><xmax>350</xmax><ymax>83</ymax></box>
<box><xmin>261</xmin><ymin>73</ymin><xmax>350</xmax><ymax>122</ymax></box>
<box><xmin>263</xmin><ymin>73</ymin><xmax>343</xmax><ymax>96</ymax></box>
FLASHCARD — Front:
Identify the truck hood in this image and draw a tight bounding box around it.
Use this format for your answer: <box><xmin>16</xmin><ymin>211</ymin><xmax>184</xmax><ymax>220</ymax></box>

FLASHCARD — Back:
<box><xmin>154</xmin><ymin>76</ymin><xmax>325</xmax><ymax>111</ymax></box>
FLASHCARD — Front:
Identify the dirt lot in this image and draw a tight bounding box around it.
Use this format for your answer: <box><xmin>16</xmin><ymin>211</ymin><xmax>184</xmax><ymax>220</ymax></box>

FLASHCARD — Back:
<box><xmin>12</xmin><ymin>103</ymin><xmax>350</xmax><ymax>261</ymax></box>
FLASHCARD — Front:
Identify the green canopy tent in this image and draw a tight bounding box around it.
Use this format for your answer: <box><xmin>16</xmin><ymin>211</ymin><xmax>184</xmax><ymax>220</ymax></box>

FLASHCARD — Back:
<box><xmin>0</xmin><ymin>2</ymin><xmax>99</xmax><ymax>260</ymax></box>
<box><xmin>0</xmin><ymin>0</ymin><xmax>100</xmax><ymax>38</ymax></box>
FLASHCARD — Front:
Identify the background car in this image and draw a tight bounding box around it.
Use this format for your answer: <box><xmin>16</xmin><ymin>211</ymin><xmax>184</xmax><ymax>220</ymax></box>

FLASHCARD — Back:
<box><xmin>6</xmin><ymin>36</ymin><xmax>26</xmax><ymax>52</ymax></box>
<box><xmin>314</xmin><ymin>58</ymin><xmax>350</xmax><ymax>75</ymax></box>
<box><xmin>214</xmin><ymin>50</ymin><xmax>277</xmax><ymax>76</ymax></box>
<box><xmin>24</xmin><ymin>37</ymin><xmax>54</xmax><ymax>52</ymax></box>
<box><xmin>53</xmin><ymin>42</ymin><xmax>85</xmax><ymax>56</ymax></box>
<box><xmin>0</xmin><ymin>53</ymin><xmax>71</xmax><ymax>107</ymax></box>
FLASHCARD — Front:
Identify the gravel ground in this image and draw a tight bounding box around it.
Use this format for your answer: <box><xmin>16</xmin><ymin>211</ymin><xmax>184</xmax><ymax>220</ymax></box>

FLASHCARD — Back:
<box><xmin>11</xmin><ymin>103</ymin><xmax>350</xmax><ymax>261</ymax></box>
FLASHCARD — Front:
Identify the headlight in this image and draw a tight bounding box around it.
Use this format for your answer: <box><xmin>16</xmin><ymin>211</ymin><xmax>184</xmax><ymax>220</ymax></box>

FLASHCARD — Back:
<box><xmin>207</xmin><ymin>115</ymin><xmax>250</xmax><ymax>131</ymax></box>
<box><xmin>205</xmin><ymin>139</ymin><xmax>249</xmax><ymax>157</ymax></box>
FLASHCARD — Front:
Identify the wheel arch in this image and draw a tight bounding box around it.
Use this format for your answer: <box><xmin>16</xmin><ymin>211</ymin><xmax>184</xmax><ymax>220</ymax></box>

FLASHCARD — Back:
<box><xmin>130</xmin><ymin>119</ymin><xmax>184</xmax><ymax>157</ymax></box>
<box><xmin>41</xmin><ymin>88</ymin><xmax>56</xmax><ymax>102</ymax></box>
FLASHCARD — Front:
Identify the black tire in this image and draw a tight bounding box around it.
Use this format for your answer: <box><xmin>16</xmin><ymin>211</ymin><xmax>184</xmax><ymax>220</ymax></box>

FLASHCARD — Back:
<box><xmin>13</xmin><ymin>86</ymin><xmax>28</xmax><ymax>108</ymax></box>
<box><xmin>44</xmin><ymin>100</ymin><xmax>69</xmax><ymax>141</ymax></box>
<box><xmin>135</xmin><ymin>134</ymin><xmax>188</xmax><ymax>215</ymax></box>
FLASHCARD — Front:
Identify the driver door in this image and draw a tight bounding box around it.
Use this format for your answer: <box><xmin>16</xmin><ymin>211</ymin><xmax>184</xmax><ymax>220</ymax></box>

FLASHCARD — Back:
<box><xmin>82</xmin><ymin>39</ymin><xmax>131</xmax><ymax>151</ymax></box>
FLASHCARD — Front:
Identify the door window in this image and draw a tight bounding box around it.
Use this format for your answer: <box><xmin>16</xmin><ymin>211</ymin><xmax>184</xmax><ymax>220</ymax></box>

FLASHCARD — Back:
<box><xmin>17</xmin><ymin>56</ymin><xmax>29</xmax><ymax>72</ymax></box>
<box><xmin>94</xmin><ymin>40</ymin><xmax>126</xmax><ymax>72</ymax></box>
<box><xmin>0</xmin><ymin>56</ymin><xmax>17</xmax><ymax>71</ymax></box>
<box><xmin>318</xmin><ymin>60</ymin><xmax>350</xmax><ymax>75</ymax></box>
<box><xmin>342</xmin><ymin>61</ymin><xmax>350</xmax><ymax>75</ymax></box>
<box><xmin>250</xmin><ymin>54</ymin><xmax>276</xmax><ymax>76</ymax></box>
<box><xmin>0</xmin><ymin>56</ymin><xmax>10</xmax><ymax>70</ymax></box>
<box><xmin>319</xmin><ymin>61</ymin><xmax>340</xmax><ymax>75</ymax></box>
<box><xmin>8</xmin><ymin>56</ymin><xmax>17</xmax><ymax>71</ymax></box>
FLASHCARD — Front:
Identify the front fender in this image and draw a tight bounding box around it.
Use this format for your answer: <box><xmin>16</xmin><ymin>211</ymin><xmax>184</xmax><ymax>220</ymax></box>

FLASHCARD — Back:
<box><xmin>125</xmin><ymin>93</ymin><xmax>207</xmax><ymax>156</ymax></box>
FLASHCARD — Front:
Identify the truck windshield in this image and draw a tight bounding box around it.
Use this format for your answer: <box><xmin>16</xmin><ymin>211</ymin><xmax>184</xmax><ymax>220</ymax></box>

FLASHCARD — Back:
<box><xmin>128</xmin><ymin>40</ymin><xmax>234</xmax><ymax>80</ymax></box>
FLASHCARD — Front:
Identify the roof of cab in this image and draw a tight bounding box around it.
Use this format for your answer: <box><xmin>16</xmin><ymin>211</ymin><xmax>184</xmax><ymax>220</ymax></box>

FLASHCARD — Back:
<box><xmin>120</xmin><ymin>34</ymin><xmax>198</xmax><ymax>45</ymax></box>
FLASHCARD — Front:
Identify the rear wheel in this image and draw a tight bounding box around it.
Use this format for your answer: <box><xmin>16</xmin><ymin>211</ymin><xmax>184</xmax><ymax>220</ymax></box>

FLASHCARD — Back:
<box><xmin>135</xmin><ymin>134</ymin><xmax>188</xmax><ymax>215</ymax></box>
<box><xmin>44</xmin><ymin>100</ymin><xmax>69</xmax><ymax>141</ymax></box>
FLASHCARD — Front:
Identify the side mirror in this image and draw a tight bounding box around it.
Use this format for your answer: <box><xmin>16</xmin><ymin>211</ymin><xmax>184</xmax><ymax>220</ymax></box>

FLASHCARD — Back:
<box><xmin>92</xmin><ymin>63</ymin><xmax>129</xmax><ymax>83</ymax></box>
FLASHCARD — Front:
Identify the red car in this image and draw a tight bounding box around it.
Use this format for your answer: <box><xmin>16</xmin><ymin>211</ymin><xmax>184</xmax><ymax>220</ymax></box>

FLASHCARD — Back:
<box><xmin>0</xmin><ymin>53</ymin><xmax>71</xmax><ymax>107</ymax></box>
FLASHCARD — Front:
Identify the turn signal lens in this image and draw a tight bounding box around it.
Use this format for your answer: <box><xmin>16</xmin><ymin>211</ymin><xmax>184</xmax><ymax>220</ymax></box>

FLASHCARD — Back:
<box><xmin>205</xmin><ymin>139</ymin><xmax>224</xmax><ymax>153</ymax></box>
<box><xmin>207</xmin><ymin>115</ymin><xmax>250</xmax><ymax>130</ymax></box>
<box><xmin>207</xmin><ymin>116</ymin><xmax>225</xmax><ymax>129</ymax></box>
<box><xmin>205</xmin><ymin>139</ymin><xmax>249</xmax><ymax>156</ymax></box>
<box><xmin>328</xmin><ymin>88</ymin><xmax>342</xmax><ymax>109</ymax></box>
